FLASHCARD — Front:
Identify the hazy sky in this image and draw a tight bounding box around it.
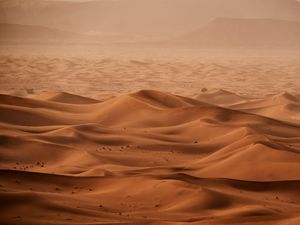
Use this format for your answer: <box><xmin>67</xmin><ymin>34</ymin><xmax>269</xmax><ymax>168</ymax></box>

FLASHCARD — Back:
<box><xmin>1</xmin><ymin>0</ymin><xmax>300</xmax><ymax>37</ymax></box>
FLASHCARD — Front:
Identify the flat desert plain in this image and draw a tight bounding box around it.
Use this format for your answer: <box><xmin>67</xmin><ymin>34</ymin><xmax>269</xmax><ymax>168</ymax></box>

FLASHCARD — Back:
<box><xmin>0</xmin><ymin>46</ymin><xmax>300</xmax><ymax>225</ymax></box>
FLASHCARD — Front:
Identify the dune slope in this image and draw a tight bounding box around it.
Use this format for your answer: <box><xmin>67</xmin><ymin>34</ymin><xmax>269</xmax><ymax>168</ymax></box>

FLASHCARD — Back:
<box><xmin>0</xmin><ymin>90</ymin><xmax>300</xmax><ymax>225</ymax></box>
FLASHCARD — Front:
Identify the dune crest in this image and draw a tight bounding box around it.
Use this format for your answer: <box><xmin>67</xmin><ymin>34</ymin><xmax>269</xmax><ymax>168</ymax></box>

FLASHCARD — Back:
<box><xmin>228</xmin><ymin>91</ymin><xmax>300</xmax><ymax>123</ymax></box>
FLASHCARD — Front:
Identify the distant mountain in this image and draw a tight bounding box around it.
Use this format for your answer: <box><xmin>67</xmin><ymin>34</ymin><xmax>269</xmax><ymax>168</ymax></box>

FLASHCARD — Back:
<box><xmin>0</xmin><ymin>0</ymin><xmax>61</xmax><ymax>8</ymax></box>
<box><xmin>0</xmin><ymin>23</ymin><xmax>153</xmax><ymax>44</ymax></box>
<box><xmin>0</xmin><ymin>23</ymin><xmax>88</xmax><ymax>43</ymax></box>
<box><xmin>1</xmin><ymin>0</ymin><xmax>300</xmax><ymax>36</ymax></box>
<box><xmin>176</xmin><ymin>18</ymin><xmax>300</xmax><ymax>49</ymax></box>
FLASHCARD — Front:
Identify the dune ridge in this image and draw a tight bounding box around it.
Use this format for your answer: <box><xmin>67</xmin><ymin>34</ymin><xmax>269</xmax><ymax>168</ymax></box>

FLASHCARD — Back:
<box><xmin>0</xmin><ymin>89</ymin><xmax>300</xmax><ymax>225</ymax></box>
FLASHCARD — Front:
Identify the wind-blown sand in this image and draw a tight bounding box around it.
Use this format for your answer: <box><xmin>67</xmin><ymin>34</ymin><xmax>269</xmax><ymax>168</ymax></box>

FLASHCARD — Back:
<box><xmin>0</xmin><ymin>88</ymin><xmax>300</xmax><ymax>225</ymax></box>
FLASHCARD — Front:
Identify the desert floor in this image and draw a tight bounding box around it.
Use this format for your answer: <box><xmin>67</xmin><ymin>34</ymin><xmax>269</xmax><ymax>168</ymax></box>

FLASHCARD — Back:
<box><xmin>1</xmin><ymin>45</ymin><xmax>300</xmax><ymax>98</ymax></box>
<box><xmin>0</xmin><ymin>45</ymin><xmax>300</xmax><ymax>225</ymax></box>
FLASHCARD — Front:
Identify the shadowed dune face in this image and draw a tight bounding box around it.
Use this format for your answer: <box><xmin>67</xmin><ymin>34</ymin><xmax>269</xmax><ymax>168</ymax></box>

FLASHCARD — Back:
<box><xmin>0</xmin><ymin>89</ymin><xmax>300</xmax><ymax>225</ymax></box>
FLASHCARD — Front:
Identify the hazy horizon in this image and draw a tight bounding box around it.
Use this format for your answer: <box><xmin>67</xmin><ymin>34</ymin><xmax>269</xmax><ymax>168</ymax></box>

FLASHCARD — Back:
<box><xmin>1</xmin><ymin>0</ymin><xmax>300</xmax><ymax>47</ymax></box>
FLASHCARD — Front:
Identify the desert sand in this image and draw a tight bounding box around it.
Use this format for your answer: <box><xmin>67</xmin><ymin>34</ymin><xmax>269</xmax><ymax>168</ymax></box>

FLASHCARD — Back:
<box><xmin>1</xmin><ymin>47</ymin><xmax>300</xmax><ymax>98</ymax></box>
<box><xmin>0</xmin><ymin>46</ymin><xmax>300</xmax><ymax>225</ymax></box>
<box><xmin>1</xmin><ymin>0</ymin><xmax>300</xmax><ymax>224</ymax></box>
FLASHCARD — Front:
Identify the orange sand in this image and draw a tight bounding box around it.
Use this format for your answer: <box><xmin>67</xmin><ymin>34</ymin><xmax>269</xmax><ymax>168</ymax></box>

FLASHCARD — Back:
<box><xmin>0</xmin><ymin>88</ymin><xmax>300</xmax><ymax>225</ymax></box>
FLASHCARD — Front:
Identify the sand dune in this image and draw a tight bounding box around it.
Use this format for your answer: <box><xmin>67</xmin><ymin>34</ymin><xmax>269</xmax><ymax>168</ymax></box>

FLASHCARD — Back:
<box><xmin>197</xmin><ymin>89</ymin><xmax>249</xmax><ymax>106</ymax></box>
<box><xmin>1</xmin><ymin>1</ymin><xmax>299</xmax><ymax>224</ymax></box>
<box><xmin>211</xmin><ymin>91</ymin><xmax>300</xmax><ymax>123</ymax></box>
<box><xmin>0</xmin><ymin>89</ymin><xmax>300</xmax><ymax>224</ymax></box>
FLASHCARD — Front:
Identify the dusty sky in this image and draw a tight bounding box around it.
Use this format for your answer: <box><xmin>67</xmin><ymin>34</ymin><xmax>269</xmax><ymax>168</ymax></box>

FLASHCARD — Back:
<box><xmin>1</xmin><ymin>0</ymin><xmax>300</xmax><ymax>38</ymax></box>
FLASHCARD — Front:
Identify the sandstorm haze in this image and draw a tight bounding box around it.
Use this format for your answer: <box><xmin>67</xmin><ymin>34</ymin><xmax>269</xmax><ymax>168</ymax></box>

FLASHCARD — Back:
<box><xmin>0</xmin><ymin>0</ymin><xmax>300</xmax><ymax>45</ymax></box>
<box><xmin>0</xmin><ymin>1</ymin><xmax>300</xmax><ymax>225</ymax></box>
